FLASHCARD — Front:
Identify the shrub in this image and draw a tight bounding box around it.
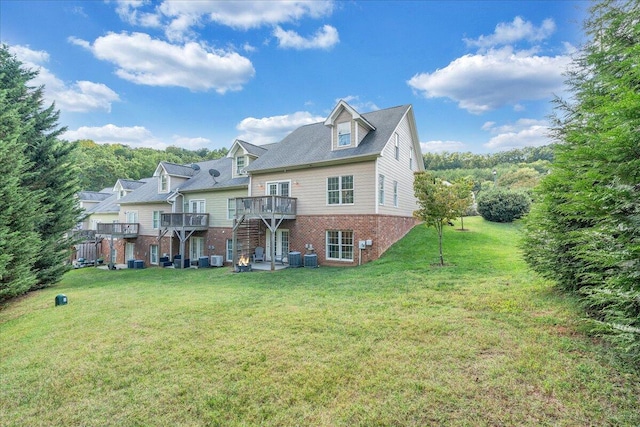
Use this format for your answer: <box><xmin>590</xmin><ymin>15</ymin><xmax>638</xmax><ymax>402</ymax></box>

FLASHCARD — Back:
<box><xmin>477</xmin><ymin>189</ymin><xmax>531</xmax><ymax>223</ymax></box>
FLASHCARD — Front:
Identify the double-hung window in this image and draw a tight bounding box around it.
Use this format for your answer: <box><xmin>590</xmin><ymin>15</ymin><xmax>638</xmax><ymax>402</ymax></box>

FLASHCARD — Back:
<box><xmin>337</xmin><ymin>122</ymin><xmax>351</xmax><ymax>147</ymax></box>
<box><xmin>152</xmin><ymin>210</ymin><xmax>162</xmax><ymax>229</ymax></box>
<box><xmin>394</xmin><ymin>133</ymin><xmax>400</xmax><ymax>160</ymax></box>
<box><xmin>236</xmin><ymin>156</ymin><xmax>246</xmax><ymax>175</ymax></box>
<box><xmin>227</xmin><ymin>198</ymin><xmax>236</xmax><ymax>220</ymax></box>
<box><xmin>326</xmin><ymin>230</ymin><xmax>354</xmax><ymax>261</ymax></box>
<box><xmin>327</xmin><ymin>175</ymin><xmax>354</xmax><ymax>205</ymax></box>
<box><xmin>393</xmin><ymin>181</ymin><xmax>399</xmax><ymax>207</ymax></box>
<box><xmin>378</xmin><ymin>174</ymin><xmax>385</xmax><ymax>205</ymax></box>
<box><xmin>160</xmin><ymin>173</ymin><xmax>168</xmax><ymax>192</ymax></box>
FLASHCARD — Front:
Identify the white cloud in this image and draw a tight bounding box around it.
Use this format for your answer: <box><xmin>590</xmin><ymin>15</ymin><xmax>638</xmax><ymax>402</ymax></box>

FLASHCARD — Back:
<box><xmin>482</xmin><ymin>118</ymin><xmax>551</xmax><ymax>150</ymax></box>
<box><xmin>72</xmin><ymin>32</ymin><xmax>255</xmax><ymax>93</ymax></box>
<box><xmin>274</xmin><ymin>25</ymin><xmax>339</xmax><ymax>50</ymax></box>
<box><xmin>407</xmin><ymin>46</ymin><xmax>570</xmax><ymax>114</ymax></box>
<box><xmin>464</xmin><ymin>17</ymin><xmax>556</xmax><ymax>50</ymax></box>
<box><xmin>336</xmin><ymin>95</ymin><xmax>379</xmax><ymax>112</ymax></box>
<box><xmin>421</xmin><ymin>140</ymin><xmax>467</xmax><ymax>153</ymax></box>
<box><xmin>171</xmin><ymin>135</ymin><xmax>212</xmax><ymax>150</ymax></box>
<box><xmin>236</xmin><ymin>111</ymin><xmax>324</xmax><ymax>145</ymax></box>
<box><xmin>9</xmin><ymin>44</ymin><xmax>120</xmax><ymax>113</ymax></box>
<box><xmin>63</xmin><ymin>124</ymin><xmax>213</xmax><ymax>150</ymax></box>
<box><xmin>63</xmin><ymin>124</ymin><xmax>167</xmax><ymax>148</ymax></box>
<box><xmin>114</xmin><ymin>0</ymin><xmax>334</xmax><ymax>41</ymax></box>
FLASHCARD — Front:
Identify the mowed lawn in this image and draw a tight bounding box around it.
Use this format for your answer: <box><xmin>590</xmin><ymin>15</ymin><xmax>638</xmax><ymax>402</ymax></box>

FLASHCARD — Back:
<box><xmin>1</xmin><ymin>217</ymin><xmax>639</xmax><ymax>426</ymax></box>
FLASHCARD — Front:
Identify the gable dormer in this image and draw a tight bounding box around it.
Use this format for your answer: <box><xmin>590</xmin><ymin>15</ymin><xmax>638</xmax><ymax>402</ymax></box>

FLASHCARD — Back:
<box><xmin>113</xmin><ymin>179</ymin><xmax>145</xmax><ymax>200</ymax></box>
<box><xmin>153</xmin><ymin>162</ymin><xmax>195</xmax><ymax>194</ymax></box>
<box><xmin>227</xmin><ymin>139</ymin><xmax>267</xmax><ymax>178</ymax></box>
<box><xmin>324</xmin><ymin>100</ymin><xmax>376</xmax><ymax>151</ymax></box>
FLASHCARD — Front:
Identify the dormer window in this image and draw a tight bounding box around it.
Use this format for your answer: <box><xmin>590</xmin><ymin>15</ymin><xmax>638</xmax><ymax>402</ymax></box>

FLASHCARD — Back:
<box><xmin>236</xmin><ymin>156</ymin><xmax>246</xmax><ymax>175</ymax></box>
<box><xmin>337</xmin><ymin>122</ymin><xmax>351</xmax><ymax>147</ymax></box>
<box><xmin>160</xmin><ymin>173</ymin><xmax>168</xmax><ymax>192</ymax></box>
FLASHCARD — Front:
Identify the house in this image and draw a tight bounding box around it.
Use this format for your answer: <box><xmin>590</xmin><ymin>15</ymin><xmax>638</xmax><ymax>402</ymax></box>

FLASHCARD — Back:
<box><xmin>80</xmin><ymin>100</ymin><xmax>424</xmax><ymax>269</ymax></box>
<box><xmin>233</xmin><ymin>100</ymin><xmax>424</xmax><ymax>269</ymax></box>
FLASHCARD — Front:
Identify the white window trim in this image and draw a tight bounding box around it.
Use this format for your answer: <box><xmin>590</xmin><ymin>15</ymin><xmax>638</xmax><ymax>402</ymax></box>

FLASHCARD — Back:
<box><xmin>337</xmin><ymin>122</ymin><xmax>351</xmax><ymax>147</ymax></box>
<box><xmin>159</xmin><ymin>173</ymin><xmax>169</xmax><ymax>193</ymax></box>
<box><xmin>326</xmin><ymin>175</ymin><xmax>354</xmax><ymax>206</ymax></box>
<box><xmin>393</xmin><ymin>181</ymin><xmax>399</xmax><ymax>207</ymax></box>
<box><xmin>265</xmin><ymin>180</ymin><xmax>291</xmax><ymax>197</ymax></box>
<box><xmin>150</xmin><ymin>245</ymin><xmax>159</xmax><ymax>265</ymax></box>
<box><xmin>189</xmin><ymin>199</ymin><xmax>206</xmax><ymax>213</ymax></box>
<box><xmin>326</xmin><ymin>230</ymin><xmax>354</xmax><ymax>262</ymax></box>
<box><xmin>152</xmin><ymin>210</ymin><xmax>163</xmax><ymax>229</ymax></box>
<box><xmin>378</xmin><ymin>174</ymin><xmax>385</xmax><ymax>206</ymax></box>
<box><xmin>236</xmin><ymin>156</ymin><xmax>246</xmax><ymax>175</ymax></box>
<box><xmin>227</xmin><ymin>198</ymin><xmax>236</xmax><ymax>220</ymax></box>
<box><xmin>394</xmin><ymin>133</ymin><xmax>400</xmax><ymax>160</ymax></box>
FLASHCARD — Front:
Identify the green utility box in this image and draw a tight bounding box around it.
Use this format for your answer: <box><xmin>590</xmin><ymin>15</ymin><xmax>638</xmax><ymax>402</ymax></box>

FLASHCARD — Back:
<box><xmin>55</xmin><ymin>294</ymin><xmax>68</xmax><ymax>306</ymax></box>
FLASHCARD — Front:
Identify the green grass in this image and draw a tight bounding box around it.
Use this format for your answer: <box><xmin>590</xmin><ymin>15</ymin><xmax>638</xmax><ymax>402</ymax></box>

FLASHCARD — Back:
<box><xmin>1</xmin><ymin>217</ymin><xmax>639</xmax><ymax>426</ymax></box>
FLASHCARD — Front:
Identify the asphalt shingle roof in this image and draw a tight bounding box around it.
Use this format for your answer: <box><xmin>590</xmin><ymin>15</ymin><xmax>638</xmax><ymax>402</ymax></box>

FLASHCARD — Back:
<box><xmin>245</xmin><ymin>104</ymin><xmax>410</xmax><ymax>173</ymax></box>
<box><xmin>119</xmin><ymin>157</ymin><xmax>248</xmax><ymax>204</ymax></box>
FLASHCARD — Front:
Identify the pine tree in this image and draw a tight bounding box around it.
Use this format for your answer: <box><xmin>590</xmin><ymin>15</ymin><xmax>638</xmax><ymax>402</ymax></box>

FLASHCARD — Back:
<box><xmin>0</xmin><ymin>47</ymin><xmax>42</xmax><ymax>300</ymax></box>
<box><xmin>522</xmin><ymin>0</ymin><xmax>640</xmax><ymax>364</ymax></box>
<box><xmin>0</xmin><ymin>44</ymin><xmax>81</xmax><ymax>294</ymax></box>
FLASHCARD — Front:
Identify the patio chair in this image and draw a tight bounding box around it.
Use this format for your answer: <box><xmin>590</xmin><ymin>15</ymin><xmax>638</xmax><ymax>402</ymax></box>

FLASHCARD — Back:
<box><xmin>253</xmin><ymin>246</ymin><xmax>265</xmax><ymax>263</ymax></box>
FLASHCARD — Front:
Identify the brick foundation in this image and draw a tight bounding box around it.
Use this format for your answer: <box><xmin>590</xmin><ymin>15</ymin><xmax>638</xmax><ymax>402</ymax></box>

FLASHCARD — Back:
<box><xmin>97</xmin><ymin>216</ymin><xmax>417</xmax><ymax>268</ymax></box>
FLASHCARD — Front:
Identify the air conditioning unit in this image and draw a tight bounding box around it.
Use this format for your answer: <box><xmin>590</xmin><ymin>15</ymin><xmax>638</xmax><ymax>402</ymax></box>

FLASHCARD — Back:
<box><xmin>210</xmin><ymin>255</ymin><xmax>224</xmax><ymax>267</ymax></box>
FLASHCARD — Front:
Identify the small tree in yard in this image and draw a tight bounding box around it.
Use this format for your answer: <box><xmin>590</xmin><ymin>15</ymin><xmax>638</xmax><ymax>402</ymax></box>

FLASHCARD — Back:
<box><xmin>453</xmin><ymin>176</ymin><xmax>474</xmax><ymax>231</ymax></box>
<box><xmin>413</xmin><ymin>172</ymin><xmax>470</xmax><ymax>266</ymax></box>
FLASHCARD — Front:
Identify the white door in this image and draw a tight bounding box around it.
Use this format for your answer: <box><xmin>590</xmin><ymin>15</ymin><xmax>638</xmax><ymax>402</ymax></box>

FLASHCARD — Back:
<box><xmin>190</xmin><ymin>236</ymin><xmax>204</xmax><ymax>260</ymax></box>
<box><xmin>266</xmin><ymin>229</ymin><xmax>290</xmax><ymax>262</ymax></box>
<box><xmin>125</xmin><ymin>242</ymin><xmax>135</xmax><ymax>261</ymax></box>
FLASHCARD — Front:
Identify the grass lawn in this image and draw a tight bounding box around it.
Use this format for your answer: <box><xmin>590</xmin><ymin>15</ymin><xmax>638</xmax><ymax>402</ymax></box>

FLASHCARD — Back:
<box><xmin>1</xmin><ymin>217</ymin><xmax>639</xmax><ymax>426</ymax></box>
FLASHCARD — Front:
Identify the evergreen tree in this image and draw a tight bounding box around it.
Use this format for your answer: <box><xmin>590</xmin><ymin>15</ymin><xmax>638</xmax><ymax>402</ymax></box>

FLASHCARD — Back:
<box><xmin>1</xmin><ymin>44</ymin><xmax>81</xmax><ymax>292</ymax></box>
<box><xmin>522</xmin><ymin>0</ymin><xmax>640</xmax><ymax>364</ymax></box>
<box><xmin>0</xmin><ymin>47</ymin><xmax>42</xmax><ymax>300</ymax></box>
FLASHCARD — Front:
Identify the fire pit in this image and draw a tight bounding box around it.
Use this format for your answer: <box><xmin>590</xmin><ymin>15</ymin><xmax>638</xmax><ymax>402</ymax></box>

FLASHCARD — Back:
<box><xmin>237</xmin><ymin>255</ymin><xmax>252</xmax><ymax>272</ymax></box>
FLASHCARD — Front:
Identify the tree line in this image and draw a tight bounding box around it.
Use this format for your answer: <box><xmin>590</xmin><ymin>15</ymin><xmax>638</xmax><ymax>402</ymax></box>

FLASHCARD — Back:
<box><xmin>75</xmin><ymin>141</ymin><xmax>228</xmax><ymax>191</ymax></box>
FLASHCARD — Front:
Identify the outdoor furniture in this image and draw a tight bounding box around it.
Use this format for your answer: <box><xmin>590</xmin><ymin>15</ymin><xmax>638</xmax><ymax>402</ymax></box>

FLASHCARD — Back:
<box><xmin>253</xmin><ymin>247</ymin><xmax>265</xmax><ymax>263</ymax></box>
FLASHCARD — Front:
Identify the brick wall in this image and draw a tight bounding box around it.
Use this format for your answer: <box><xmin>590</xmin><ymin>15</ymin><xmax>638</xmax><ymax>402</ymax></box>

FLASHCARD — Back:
<box><xmin>289</xmin><ymin>214</ymin><xmax>419</xmax><ymax>266</ymax></box>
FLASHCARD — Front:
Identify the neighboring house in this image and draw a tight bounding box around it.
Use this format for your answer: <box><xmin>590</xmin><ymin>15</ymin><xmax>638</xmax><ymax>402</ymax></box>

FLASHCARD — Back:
<box><xmin>75</xmin><ymin>190</ymin><xmax>112</xmax><ymax>230</ymax></box>
<box><xmin>112</xmin><ymin>157</ymin><xmax>249</xmax><ymax>267</ymax></box>
<box><xmin>77</xmin><ymin>100</ymin><xmax>424</xmax><ymax>269</ymax></box>
<box><xmin>236</xmin><ymin>100</ymin><xmax>424</xmax><ymax>268</ymax></box>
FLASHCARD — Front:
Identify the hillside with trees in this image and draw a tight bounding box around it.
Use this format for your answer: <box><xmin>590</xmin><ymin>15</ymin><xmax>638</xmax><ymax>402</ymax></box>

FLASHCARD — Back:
<box><xmin>73</xmin><ymin>141</ymin><xmax>228</xmax><ymax>191</ymax></box>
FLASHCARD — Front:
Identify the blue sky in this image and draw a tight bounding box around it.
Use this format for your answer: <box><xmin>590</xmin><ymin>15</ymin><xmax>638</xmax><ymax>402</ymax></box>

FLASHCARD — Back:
<box><xmin>1</xmin><ymin>1</ymin><xmax>587</xmax><ymax>153</ymax></box>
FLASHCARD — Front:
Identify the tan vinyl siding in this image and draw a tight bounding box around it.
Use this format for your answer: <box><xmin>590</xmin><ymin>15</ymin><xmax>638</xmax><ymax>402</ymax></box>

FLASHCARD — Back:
<box><xmin>357</xmin><ymin>122</ymin><xmax>370</xmax><ymax>145</ymax></box>
<box><xmin>184</xmin><ymin>188</ymin><xmax>248</xmax><ymax>227</ymax></box>
<box><xmin>376</xmin><ymin>114</ymin><xmax>419</xmax><ymax>217</ymax></box>
<box><xmin>120</xmin><ymin>203</ymin><xmax>166</xmax><ymax>236</ymax></box>
<box><xmin>87</xmin><ymin>213</ymin><xmax>118</xmax><ymax>228</ymax></box>
<box><xmin>251</xmin><ymin>161</ymin><xmax>377</xmax><ymax>215</ymax></box>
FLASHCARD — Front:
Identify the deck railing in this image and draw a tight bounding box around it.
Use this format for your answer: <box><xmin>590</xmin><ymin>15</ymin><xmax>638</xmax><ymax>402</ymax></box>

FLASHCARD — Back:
<box><xmin>96</xmin><ymin>222</ymin><xmax>139</xmax><ymax>237</ymax></box>
<box><xmin>236</xmin><ymin>196</ymin><xmax>296</xmax><ymax>217</ymax></box>
<box><xmin>160</xmin><ymin>213</ymin><xmax>209</xmax><ymax>229</ymax></box>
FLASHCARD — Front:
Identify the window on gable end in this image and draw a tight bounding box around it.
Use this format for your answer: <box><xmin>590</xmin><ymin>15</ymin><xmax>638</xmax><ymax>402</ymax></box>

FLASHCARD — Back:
<box><xmin>394</xmin><ymin>133</ymin><xmax>400</xmax><ymax>160</ymax></box>
<box><xmin>337</xmin><ymin>122</ymin><xmax>351</xmax><ymax>147</ymax></box>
